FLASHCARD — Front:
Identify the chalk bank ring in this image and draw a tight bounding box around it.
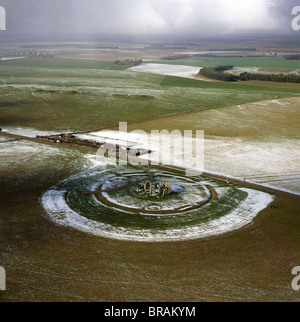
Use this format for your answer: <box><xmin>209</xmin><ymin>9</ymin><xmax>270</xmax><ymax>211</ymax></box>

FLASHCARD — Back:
<box><xmin>41</xmin><ymin>166</ymin><xmax>274</xmax><ymax>242</ymax></box>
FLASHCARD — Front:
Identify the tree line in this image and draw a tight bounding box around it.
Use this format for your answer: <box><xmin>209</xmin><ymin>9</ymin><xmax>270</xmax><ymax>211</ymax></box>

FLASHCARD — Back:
<box><xmin>283</xmin><ymin>54</ymin><xmax>300</xmax><ymax>61</ymax></box>
<box><xmin>199</xmin><ymin>66</ymin><xmax>300</xmax><ymax>83</ymax></box>
<box><xmin>239</xmin><ymin>72</ymin><xmax>300</xmax><ymax>83</ymax></box>
<box><xmin>199</xmin><ymin>66</ymin><xmax>239</xmax><ymax>81</ymax></box>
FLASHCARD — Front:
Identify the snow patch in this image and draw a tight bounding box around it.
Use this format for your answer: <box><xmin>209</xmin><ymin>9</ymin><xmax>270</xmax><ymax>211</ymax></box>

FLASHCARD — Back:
<box><xmin>41</xmin><ymin>186</ymin><xmax>274</xmax><ymax>242</ymax></box>
<box><xmin>128</xmin><ymin>63</ymin><xmax>206</xmax><ymax>80</ymax></box>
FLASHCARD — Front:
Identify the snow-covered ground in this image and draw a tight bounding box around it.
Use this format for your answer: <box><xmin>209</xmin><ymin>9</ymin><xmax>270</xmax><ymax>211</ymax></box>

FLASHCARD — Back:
<box><xmin>128</xmin><ymin>63</ymin><xmax>208</xmax><ymax>80</ymax></box>
<box><xmin>225</xmin><ymin>67</ymin><xmax>300</xmax><ymax>75</ymax></box>
<box><xmin>0</xmin><ymin>57</ymin><xmax>26</xmax><ymax>61</ymax></box>
<box><xmin>77</xmin><ymin>129</ymin><xmax>205</xmax><ymax>175</ymax></box>
<box><xmin>204</xmin><ymin>136</ymin><xmax>300</xmax><ymax>195</ymax></box>
<box><xmin>42</xmin><ymin>174</ymin><xmax>274</xmax><ymax>242</ymax></box>
<box><xmin>0</xmin><ymin>128</ymin><xmax>277</xmax><ymax>242</ymax></box>
<box><xmin>1</xmin><ymin>127</ymin><xmax>72</xmax><ymax>138</ymax></box>
<box><xmin>1</xmin><ymin>117</ymin><xmax>299</xmax><ymax>196</ymax></box>
<box><xmin>174</xmin><ymin>51</ymin><xmax>242</xmax><ymax>55</ymax></box>
<box><xmin>80</xmin><ymin>128</ymin><xmax>300</xmax><ymax>196</ymax></box>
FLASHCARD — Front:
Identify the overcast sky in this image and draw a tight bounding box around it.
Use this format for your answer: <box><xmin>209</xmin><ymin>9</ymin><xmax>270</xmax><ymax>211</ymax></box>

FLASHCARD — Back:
<box><xmin>0</xmin><ymin>0</ymin><xmax>299</xmax><ymax>37</ymax></box>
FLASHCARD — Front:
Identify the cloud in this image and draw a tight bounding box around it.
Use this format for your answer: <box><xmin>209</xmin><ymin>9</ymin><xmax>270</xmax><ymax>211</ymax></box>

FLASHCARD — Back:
<box><xmin>0</xmin><ymin>0</ymin><xmax>295</xmax><ymax>36</ymax></box>
<box><xmin>143</xmin><ymin>0</ymin><xmax>279</xmax><ymax>34</ymax></box>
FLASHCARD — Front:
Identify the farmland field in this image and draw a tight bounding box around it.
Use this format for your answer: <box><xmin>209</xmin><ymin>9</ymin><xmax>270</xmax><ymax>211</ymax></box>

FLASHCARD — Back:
<box><xmin>1</xmin><ymin>57</ymin><xmax>300</xmax><ymax>133</ymax></box>
<box><xmin>150</xmin><ymin>56</ymin><xmax>300</xmax><ymax>70</ymax></box>
<box><xmin>0</xmin><ymin>43</ymin><xmax>300</xmax><ymax>302</ymax></box>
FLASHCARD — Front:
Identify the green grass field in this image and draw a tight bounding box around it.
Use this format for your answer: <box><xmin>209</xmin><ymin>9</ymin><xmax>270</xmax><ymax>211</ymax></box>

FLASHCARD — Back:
<box><xmin>152</xmin><ymin>56</ymin><xmax>300</xmax><ymax>70</ymax></box>
<box><xmin>0</xmin><ymin>57</ymin><xmax>131</xmax><ymax>71</ymax></box>
<box><xmin>1</xmin><ymin>47</ymin><xmax>300</xmax><ymax>303</ymax></box>
<box><xmin>0</xmin><ymin>57</ymin><xmax>300</xmax><ymax>132</ymax></box>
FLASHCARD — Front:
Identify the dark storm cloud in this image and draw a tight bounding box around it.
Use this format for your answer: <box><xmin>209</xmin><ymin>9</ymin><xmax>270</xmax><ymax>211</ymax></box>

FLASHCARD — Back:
<box><xmin>272</xmin><ymin>0</ymin><xmax>300</xmax><ymax>28</ymax></box>
<box><xmin>0</xmin><ymin>0</ymin><xmax>298</xmax><ymax>36</ymax></box>
<box><xmin>1</xmin><ymin>0</ymin><xmax>129</xmax><ymax>34</ymax></box>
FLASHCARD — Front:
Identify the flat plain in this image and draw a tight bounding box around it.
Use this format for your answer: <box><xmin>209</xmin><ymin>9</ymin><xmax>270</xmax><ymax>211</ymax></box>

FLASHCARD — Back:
<box><xmin>0</xmin><ymin>40</ymin><xmax>299</xmax><ymax>302</ymax></box>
